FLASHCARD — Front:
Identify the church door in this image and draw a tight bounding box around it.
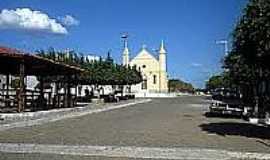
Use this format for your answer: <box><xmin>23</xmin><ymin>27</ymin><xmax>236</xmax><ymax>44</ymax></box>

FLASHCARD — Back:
<box><xmin>142</xmin><ymin>79</ymin><xmax>147</xmax><ymax>90</ymax></box>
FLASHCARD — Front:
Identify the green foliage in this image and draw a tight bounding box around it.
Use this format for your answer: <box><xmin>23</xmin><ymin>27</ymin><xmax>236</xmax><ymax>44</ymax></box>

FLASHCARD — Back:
<box><xmin>205</xmin><ymin>75</ymin><xmax>223</xmax><ymax>90</ymax></box>
<box><xmin>205</xmin><ymin>72</ymin><xmax>233</xmax><ymax>90</ymax></box>
<box><xmin>168</xmin><ymin>79</ymin><xmax>194</xmax><ymax>93</ymax></box>
<box><xmin>224</xmin><ymin>0</ymin><xmax>270</xmax><ymax>85</ymax></box>
<box><xmin>223</xmin><ymin>0</ymin><xmax>270</xmax><ymax>109</ymax></box>
<box><xmin>36</xmin><ymin>48</ymin><xmax>142</xmax><ymax>86</ymax></box>
<box><xmin>232</xmin><ymin>0</ymin><xmax>270</xmax><ymax>60</ymax></box>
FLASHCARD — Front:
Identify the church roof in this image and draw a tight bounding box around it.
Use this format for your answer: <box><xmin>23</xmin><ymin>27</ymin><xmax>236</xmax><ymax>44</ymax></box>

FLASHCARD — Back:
<box><xmin>130</xmin><ymin>46</ymin><xmax>159</xmax><ymax>63</ymax></box>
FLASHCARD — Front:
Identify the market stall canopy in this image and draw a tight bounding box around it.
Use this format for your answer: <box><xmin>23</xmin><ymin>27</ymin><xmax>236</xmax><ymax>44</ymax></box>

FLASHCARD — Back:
<box><xmin>0</xmin><ymin>46</ymin><xmax>84</xmax><ymax>76</ymax></box>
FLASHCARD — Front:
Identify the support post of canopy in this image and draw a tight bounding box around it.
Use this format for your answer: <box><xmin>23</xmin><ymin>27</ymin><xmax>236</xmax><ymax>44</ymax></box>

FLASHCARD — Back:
<box><xmin>5</xmin><ymin>74</ymin><xmax>9</xmax><ymax>107</ymax></box>
<box><xmin>56</xmin><ymin>82</ymin><xmax>60</xmax><ymax>108</ymax></box>
<box><xmin>18</xmin><ymin>62</ymin><xmax>25</xmax><ymax>112</ymax></box>
<box><xmin>66</xmin><ymin>76</ymin><xmax>72</xmax><ymax>108</ymax></box>
<box><xmin>39</xmin><ymin>76</ymin><xmax>46</xmax><ymax>109</ymax></box>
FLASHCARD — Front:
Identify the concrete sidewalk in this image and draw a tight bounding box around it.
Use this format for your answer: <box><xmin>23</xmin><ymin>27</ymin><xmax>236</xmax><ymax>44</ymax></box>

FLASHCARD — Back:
<box><xmin>0</xmin><ymin>99</ymin><xmax>151</xmax><ymax>131</ymax></box>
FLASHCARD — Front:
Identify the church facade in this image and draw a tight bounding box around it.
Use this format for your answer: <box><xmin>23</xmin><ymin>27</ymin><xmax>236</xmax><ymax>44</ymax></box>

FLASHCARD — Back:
<box><xmin>122</xmin><ymin>40</ymin><xmax>168</xmax><ymax>93</ymax></box>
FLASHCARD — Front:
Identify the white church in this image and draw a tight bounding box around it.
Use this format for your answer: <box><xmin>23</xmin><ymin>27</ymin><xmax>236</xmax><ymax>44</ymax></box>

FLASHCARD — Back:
<box><xmin>122</xmin><ymin>40</ymin><xmax>169</xmax><ymax>95</ymax></box>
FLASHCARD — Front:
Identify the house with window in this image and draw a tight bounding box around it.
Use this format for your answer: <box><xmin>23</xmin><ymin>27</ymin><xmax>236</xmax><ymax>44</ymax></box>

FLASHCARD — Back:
<box><xmin>122</xmin><ymin>40</ymin><xmax>168</xmax><ymax>93</ymax></box>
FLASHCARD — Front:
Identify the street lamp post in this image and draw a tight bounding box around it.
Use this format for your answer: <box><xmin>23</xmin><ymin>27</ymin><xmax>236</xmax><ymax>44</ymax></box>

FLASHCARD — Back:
<box><xmin>216</xmin><ymin>40</ymin><xmax>229</xmax><ymax>73</ymax></box>
<box><xmin>216</xmin><ymin>40</ymin><xmax>228</xmax><ymax>56</ymax></box>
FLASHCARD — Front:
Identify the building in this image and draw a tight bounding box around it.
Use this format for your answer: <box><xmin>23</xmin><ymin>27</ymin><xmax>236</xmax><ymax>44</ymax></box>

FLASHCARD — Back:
<box><xmin>122</xmin><ymin>40</ymin><xmax>168</xmax><ymax>93</ymax></box>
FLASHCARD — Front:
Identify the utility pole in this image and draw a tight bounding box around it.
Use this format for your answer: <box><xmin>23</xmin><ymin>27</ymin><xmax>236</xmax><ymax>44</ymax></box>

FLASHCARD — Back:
<box><xmin>216</xmin><ymin>40</ymin><xmax>228</xmax><ymax>56</ymax></box>
<box><xmin>121</xmin><ymin>33</ymin><xmax>129</xmax><ymax>66</ymax></box>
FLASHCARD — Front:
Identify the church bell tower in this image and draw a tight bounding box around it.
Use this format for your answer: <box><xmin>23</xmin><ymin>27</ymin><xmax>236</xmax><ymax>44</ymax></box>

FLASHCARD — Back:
<box><xmin>159</xmin><ymin>40</ymin><xmax>168</xmax><ymax>92</ymax></box>
<box><xmin>159</xmin><ymin>40</ymin><xmax>167</xmax><ymax>72</ymax></box>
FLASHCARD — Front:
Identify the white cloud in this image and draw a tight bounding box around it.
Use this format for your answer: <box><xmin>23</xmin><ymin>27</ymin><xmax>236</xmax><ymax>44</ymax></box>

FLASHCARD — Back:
<box><xmin>191</xmin><ymin>63</ymin><xmax>203</xmax><ymax>67</ymax></box>
<box><xmin>0</xmin><ymin>8</ymin><xmax>68</xmax><ymax>34</ymax></box>
<box><xmin>59</xmin><ymin>15</ymin><xmax>79</xmax><ymax>26</ymax></box>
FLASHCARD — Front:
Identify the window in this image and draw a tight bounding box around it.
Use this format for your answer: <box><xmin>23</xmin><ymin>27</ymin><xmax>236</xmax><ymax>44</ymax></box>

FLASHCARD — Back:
<box><xmin>142</xmin><ymin>65</ymin><xmax>146</xmax><ymax>68</ymax></box>
<box><xmin>142</xmin><ymin>79</ymin><xmax>147</xmax><ymax>89</ymax></box>
<box><xmin>153</xmin><ymin>75</ymin><xmax>156</xmax><ymax>84</ymax></box>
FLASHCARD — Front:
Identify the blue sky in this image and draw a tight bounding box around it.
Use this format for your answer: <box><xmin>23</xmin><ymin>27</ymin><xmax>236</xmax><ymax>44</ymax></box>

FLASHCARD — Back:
<box><xmin>0</xmin><ymin>0</ymin><xmax>247</xmax><ymax>88</ymax></box>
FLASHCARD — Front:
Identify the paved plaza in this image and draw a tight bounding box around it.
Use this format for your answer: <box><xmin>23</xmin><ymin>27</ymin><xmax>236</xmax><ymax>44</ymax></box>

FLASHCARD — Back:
<box><xmin>0</xmin><ymin>96</ymin><xmax>270</xmax><ymax>159</ymax></box>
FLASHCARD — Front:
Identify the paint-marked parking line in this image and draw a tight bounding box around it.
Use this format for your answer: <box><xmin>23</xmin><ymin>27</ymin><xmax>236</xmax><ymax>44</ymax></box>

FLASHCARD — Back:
<box><xmin>0</xmin><ymin>143</ymin><xmax>269</xmax><ymax>160</ymax></box>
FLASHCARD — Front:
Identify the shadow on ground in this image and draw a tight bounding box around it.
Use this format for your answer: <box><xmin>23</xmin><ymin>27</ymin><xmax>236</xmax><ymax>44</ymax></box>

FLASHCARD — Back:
<box><xmin>202</xmin><ymin>96</ymin><xmax>212</xmax><ymax>101</ymax></box>
<box><xmin>199</xmin><ymin>122</ymin><xmax>270</xmax><ymax>140</ymax></box>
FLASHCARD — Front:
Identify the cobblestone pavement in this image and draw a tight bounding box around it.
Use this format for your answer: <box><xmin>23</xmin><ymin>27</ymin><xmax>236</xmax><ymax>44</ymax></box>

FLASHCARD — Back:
<box><xmin>0</xmin><ymin>96</ymin><xmax>270</xmax><ymax>159</ymax></box>
<box><xmin>0</xmin><ymin>99</ymin><xmax>151</xmax><ymax>131</ymax></box>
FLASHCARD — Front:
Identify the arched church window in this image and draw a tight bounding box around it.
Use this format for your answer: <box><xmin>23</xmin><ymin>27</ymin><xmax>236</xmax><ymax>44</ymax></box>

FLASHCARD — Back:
<box><xmin>153</xmin><ymin>75</ymin><xmax>156</xmax><ymax>84</ymax></box>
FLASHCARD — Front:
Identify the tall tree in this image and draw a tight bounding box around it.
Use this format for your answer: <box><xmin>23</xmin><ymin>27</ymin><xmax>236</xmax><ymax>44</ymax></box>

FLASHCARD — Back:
<box><xmin>224</xmin><ymin>0</ymin><xmax>270</xmax><ymax>115</ymax></box>
<box><xmin>37</xmin><ymin>48</ymin><xmax>142</xmax><ymax>86</ymax></box>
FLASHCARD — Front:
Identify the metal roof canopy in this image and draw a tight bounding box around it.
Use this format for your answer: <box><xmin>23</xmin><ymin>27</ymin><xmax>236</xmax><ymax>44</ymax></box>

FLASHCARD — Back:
<box><xmin>0</xmin><ymin>46</ymin><xmax>84</xmax><ymax>76</ymax></box>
